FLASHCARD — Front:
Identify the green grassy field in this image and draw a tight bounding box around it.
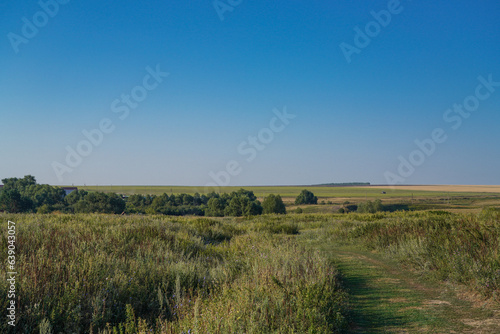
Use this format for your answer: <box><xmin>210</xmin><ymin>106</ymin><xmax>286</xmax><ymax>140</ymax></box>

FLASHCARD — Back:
<box><xmin>307</xmin><ymin>208</ymin><xmax>500</xmax><ymax>333</ymax></box>
<box><xmin>3</xmin><ymin>210</ymin><xmax>500</xmax><ymax>333</ymax></box>
<box><xmin>3</xmin><ymin>199</ymin><xmax>500</xmax><ymax>333</ymax></box>
<box><xmin>0</xmin><ymin>214</ymin><xmax>349</xmax><ymax>334</ymax></box>
<box><xmin>76</xmin><ymin>185</ymin><xmax>498</xmax><ymax>200</ymax></box>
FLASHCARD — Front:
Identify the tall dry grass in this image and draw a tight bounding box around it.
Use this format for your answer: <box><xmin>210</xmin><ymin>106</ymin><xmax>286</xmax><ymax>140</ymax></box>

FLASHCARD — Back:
<box><xmin>322</xmin><ymin>208</ymin><xmax>500</xmax><ymax>300</ymax></box>
<box><xmin>0</xmin><ymin>214</ymin><xmax>348</xmax><ymax>333</ymax></box>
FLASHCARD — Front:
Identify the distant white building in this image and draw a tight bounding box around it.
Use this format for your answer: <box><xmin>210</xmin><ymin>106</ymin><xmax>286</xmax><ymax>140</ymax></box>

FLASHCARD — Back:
<box><xmin>62</xmin><ymin>187</ymin><xmax>78</xmax><ymax>196</ymax></box>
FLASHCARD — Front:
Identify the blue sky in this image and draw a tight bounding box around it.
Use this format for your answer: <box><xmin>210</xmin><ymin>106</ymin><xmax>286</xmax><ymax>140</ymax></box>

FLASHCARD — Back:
<box><xmin>1</xmin><ymin>0</ymin><xmax>499</xmax><ymax>186</ymax></box>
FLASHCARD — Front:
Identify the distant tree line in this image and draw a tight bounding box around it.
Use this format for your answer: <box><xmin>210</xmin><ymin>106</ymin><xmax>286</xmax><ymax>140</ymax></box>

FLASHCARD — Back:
<box><xmin>337</xmin><ymin>199</ymin><xmax>385</xmax><ymax>214</ymax></box>
<box><xmin>0</xmin><ymin>176</ymin><xmax>288</xmax><ymax>216</ymax></box>
<box><xmin>0</xmin><ymin>176</ymin><xmax>67</xmax><ymax>213</ymax></box>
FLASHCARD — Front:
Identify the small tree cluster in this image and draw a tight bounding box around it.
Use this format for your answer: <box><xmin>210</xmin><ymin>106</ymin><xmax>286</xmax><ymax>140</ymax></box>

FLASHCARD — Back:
<box><xmin>357</xmin><ymin>199</ymin><xmax>384</xmax><ymax>213</ymax></box>
<box><xmin>295</xmin><ymin>189</ymin><xmax>318</xmax><ymax>205</ymax></box>
<box><xmin>205</xmin><ymin>189</ymin><xmax>263</xmax><ymax>217</ymax></box>
<box><xmin>262</xmin><ymin>194</ymin><xmax>286</xmax><ymax>214</ymax></box>
<box><xmin>0</xmin><ymin>176</ymin><xmax>66</xmax><ymax>213</ymax></box>
<box><xmin>143</xmin><ymin>192</ymin><xmax>208</xmax><ymax>216</ymax></box>
<box><xmin>66</xmin><ymin>190</ymin><xmax>126</xmax><ymax>214</ymax></box>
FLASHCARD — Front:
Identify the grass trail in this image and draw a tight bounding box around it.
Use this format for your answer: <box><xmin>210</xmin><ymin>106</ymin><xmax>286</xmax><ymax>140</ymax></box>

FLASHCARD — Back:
<box><xmin>300</xmin><ymin>231</ymin><xmax>500</xmax><ymax>333</ymax></box>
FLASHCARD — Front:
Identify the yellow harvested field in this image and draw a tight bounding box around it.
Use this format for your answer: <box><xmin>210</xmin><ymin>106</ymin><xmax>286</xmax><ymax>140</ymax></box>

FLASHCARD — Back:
<box><xmin>365</xmin><ymin>185</ymin><xmax>500</xmax><ymax>193</ymax></box>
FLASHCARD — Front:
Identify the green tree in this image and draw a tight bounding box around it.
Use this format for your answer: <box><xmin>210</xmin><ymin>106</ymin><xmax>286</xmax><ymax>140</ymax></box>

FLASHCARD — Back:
<box><xmin>181</xmin><ymin>194</ymin><xmax>194</xmax><ymax>205</ymax></box>
<box><xmin>295</xmin><ymin>189</ymin><xmax>318</xmax><ymax>205</ymax></box>
<box><xmin>24</xmin><ymin>184</ymin><xmax>66</xmax><ymax>208</ymax></box>
<box><xmin>234</xmin><ymin>188</ymin><xmax>257</xmax><ymax>201</ymax></box>
<box><xmin>65</xmin><ymin>190</ymin><xmax>88</xmax><ymax>206</ymax></box>
<box><xmin>0</xmin><ymin>189</ymin><xmax>32</xmax><ymax>213</ymax></box>
<box><xmin>125</xmin><ymin>194</ymin><xmax>154</xmax><ymax>214</ymax></box>
<box><xmin>1</xmin><ymin>176</ymin><xmax>67</xmax><ymax>212</ymax></box>
<box><xmin>262</xmin><ymin>194</ymin><xmax>286</xmax><ymax>214</ymax></box>
<box><xmin>205</xmin><ymin>198</ymin><xmax>225</xmax><ymax>217</ymax></box>
<box><xmin>150</xmin><ymin>194</ymin><xmax>169</xmax><ymax>213</ymax></box>
<box><xmin>1</xmin><ymin>175</ymin><xmax>37</xmax><ymax>192</ymax></box>
<box><xmin>192</xmin><ymin>192</ymin><xmax>202</xmax><ymax>206</ymax></box>
<box><xmin>224</xmin><ymin>197</ymin><xmax>244</xmax><ymax>216</ymax></box>
<box><xmin>244</xmin><ymin>200</ymin><xmax>263</xmax><ymax>216</ymax></box>
<box><xmin>73</xmin><ymin>192</ymin><xmax>125</xmax><ymax>214</ymax></box>
<box><xmin>357</xmin><ymin>199</ymin><xmax>384</xmax><ymax>213</ymax></box>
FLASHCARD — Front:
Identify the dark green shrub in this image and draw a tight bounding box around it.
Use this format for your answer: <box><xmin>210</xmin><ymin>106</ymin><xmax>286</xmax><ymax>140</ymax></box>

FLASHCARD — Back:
<box><xmin>262</xmin><ymin>194</ymin><xmax>286</xmax><ymax>214</ymax></box>
<box><xmin>295</xmin><ymin>189</ymin><xmax>318</xmax><ymax>205</ymax></box>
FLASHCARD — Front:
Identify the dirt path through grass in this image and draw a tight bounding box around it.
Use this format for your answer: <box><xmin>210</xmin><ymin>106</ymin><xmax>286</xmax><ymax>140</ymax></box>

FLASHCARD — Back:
<box><xmin>301</xmin><ymin>232</ymin><xmax>500</xmax><ymax>333</ymax></box>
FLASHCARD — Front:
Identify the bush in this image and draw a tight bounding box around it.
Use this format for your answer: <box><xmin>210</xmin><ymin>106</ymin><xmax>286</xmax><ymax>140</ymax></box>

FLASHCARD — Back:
<box><xmin>479</xmin><ymin>207</ymin><xmax>500</xmax><ymax>222</ymax></box>
<box><xmin>205</xmin><ymin>198</ymin><xmax>224</xmax><ymax>217</ymax></box>
<box><xmin>1</xmin><ymin>175</ymin><xmax>66</xmax><ymax>213</ymax></box>
<box><xmin>295</xmin><ymin>207</ymin><xmax>303</xmax><ymax>214</ymax></box>
<box><xmin>262</xmin><ymin>194</ymin><xmax>286</xmax><ymax>214</ymax></box>
<box><xmin>0</xmin><ymin>189</ymin><xmax>33</xmax><ymax>213</ymax></box>
<box><xmin>357</xmin><ymin>199</ymin><xmax>383</xmax><ymax>213</ymax></box>
<box><xmin>224</xmin><ymin>197</ymin><xmax>245</xmax><ymax>217</ymax></box>
<box><xmin>73</xmin><ymin>192</ymin><xmax>126</xmax><ymax>214</ymax></box>
<box><xmin>244</xmin><ymin>200</ymin><xmax>263</xmax><ymax>216</ymax></box>
<box><xmin>295</xmin><ymin>189</ymin><xmax>318</xmax><ymax>205</ymax></box>
<box><xmin>203</xmin><ymin>191</ymin><xmax>262</xmax><ymax>217</ymax></box>
<box><xmin>37</xmin><ymin>204</ymin><xmax>52</xmax><ymax>214</ymax></box>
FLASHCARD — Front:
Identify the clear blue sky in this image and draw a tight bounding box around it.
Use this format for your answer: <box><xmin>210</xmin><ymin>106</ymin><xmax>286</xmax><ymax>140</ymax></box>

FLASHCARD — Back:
<box><xmin>1</xmin><ymin>0</ymin><xmax>499</xmax><ymax>186</ymax></box>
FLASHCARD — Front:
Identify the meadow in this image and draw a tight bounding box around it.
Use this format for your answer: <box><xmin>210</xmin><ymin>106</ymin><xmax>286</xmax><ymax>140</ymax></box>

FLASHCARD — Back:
<box><xmin>2</xmin><ymin>189</ymin><xmax>500</xmax><ymax>333</ymax></box>
<box><xmin>318</xmin><ymin>208</ymin><xmax>500</xmax><ymax>300</ymax></box>
<box><xmin>0</xmin><ymin>214</ymin><xmax>349</xmax><ymax>334</ymax></box>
